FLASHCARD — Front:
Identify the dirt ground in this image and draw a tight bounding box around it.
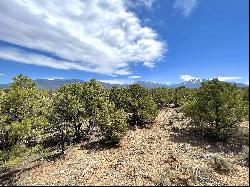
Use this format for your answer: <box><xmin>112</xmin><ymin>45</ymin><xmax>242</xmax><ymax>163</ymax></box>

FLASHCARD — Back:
<box><xmin>2</xmin><ymin>108</ymin><xmax>249</xmax><ymax>186</ymax></box>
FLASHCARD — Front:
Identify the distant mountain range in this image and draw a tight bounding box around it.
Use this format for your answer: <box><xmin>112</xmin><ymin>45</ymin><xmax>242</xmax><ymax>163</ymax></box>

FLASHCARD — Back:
<box><xmin>0</xmin><ymin>78</ymin><xmax>248</xmax><ymax>90</ymax></box>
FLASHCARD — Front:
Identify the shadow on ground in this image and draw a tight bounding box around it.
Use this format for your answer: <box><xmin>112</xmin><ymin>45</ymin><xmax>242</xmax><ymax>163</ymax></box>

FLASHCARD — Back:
<box><xmin>79</xmin><ymin>140</ymin><xmax>121</xmax><ymax>153</ymax></box>
<box><xmin>169</xmin><ymin>126</ymin><xmax>244</xmax><ymax>154</ymax></box>
<box><xmin>0</xmin><ymin>162</ymin><xmax>41</xmax><ymax>186</ymax></box>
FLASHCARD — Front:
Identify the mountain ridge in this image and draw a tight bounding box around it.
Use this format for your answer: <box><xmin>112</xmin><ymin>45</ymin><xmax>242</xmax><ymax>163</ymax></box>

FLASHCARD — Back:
<box><xmin>0</xmin><ymin>78</ymin><xmax>248</xmax><ymax>90</ymax></box>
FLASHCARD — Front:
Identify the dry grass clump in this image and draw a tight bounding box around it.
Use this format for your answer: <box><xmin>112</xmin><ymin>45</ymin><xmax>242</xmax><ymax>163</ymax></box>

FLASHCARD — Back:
<box><xmin>157</xmin><ymin>162</ymin><xmax>220</xmax><ymax>186</ymax></box>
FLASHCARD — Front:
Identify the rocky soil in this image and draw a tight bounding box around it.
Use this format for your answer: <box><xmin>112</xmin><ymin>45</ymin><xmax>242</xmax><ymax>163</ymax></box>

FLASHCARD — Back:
<box><xmin>3</xmin><ymin>108</ymin><xmax>249</xmax><ymax>186</ymax></box>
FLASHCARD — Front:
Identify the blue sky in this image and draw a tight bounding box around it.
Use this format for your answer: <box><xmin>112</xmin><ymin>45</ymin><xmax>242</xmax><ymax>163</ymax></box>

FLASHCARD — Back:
<box><xmin>0</xmin><ymin>0</ymin><xmax>249</xmax><ymax>85</ymax></box>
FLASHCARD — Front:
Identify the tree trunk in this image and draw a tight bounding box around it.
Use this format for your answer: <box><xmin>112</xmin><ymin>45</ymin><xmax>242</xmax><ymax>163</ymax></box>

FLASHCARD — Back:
<box><xmin>74</xmin><ymin>123</ymin><xmax>82</xmax><ymax>142</ymax></box>
<box><xmin>60</xmin><ymin>129</ymin><xmax>65</xmax><ymax>154</ymax></box>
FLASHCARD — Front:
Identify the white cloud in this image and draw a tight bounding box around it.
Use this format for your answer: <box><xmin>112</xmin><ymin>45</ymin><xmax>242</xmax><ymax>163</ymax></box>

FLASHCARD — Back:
<box><xmin>125</xmin><ymin>0</ymin><xmax>156</xmax><ymax>9</ymax></box>
<box><xmin>0</xmin><ymin>0</ymin><xmax>165</xmax><ymax>76</ymax></box>
<box><xmin>99</xmin><ymin>79</ymin><xmax>132</xmax><ymax>85</ymax></box>
<box><xmin>180</xmin><ymin>74</ymin><xmax>200</xmax><ymax>81</ymax></box>
<box><xmin>214</xmin><ymin>76</ymin><xmax>242</xmax><ymax>82</ymax></box>
<box><xmin>0</xmin><ymin>74</ymin><xmax>5</xmax><ymax>76</ymax></box>
<box><xmin>0</xmin><ymin>46</ymin><xmax>130</xmax><ymax>75</ymax></box>
<box><xmin>174</xmin><ymin>0</ymin><xmax>197</xmax><ymax>17</ymax></box>
<box><xmin>128</xmin><ymin>75</ymin><xmax>142</xmax><ymax>79</ymax></box>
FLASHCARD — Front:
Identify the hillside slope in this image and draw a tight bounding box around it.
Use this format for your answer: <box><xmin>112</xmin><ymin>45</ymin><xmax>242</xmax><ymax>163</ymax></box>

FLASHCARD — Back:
<box><xmin>6</xmin><ymin>108</ymin><xmax>249</xmax><ymax>186</ymax></box>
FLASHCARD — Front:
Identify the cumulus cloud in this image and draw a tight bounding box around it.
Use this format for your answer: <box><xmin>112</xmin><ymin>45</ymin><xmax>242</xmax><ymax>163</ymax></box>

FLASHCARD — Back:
<box><xmin>174</xmin><ymin>0</ymin><xmax>197</xmax><ymax>17</ymax></box>
<box><xmin>128</xmin><ymin>75</ymin><xmax>142</xmax><ymax>79</ymax></box>
<box><xmin>0</xmin><ymin>0</ymin><xmax>165</xmax><ymax>76</ymax></box>
<box><xmin>180</xmin><ymin>74</ymin><xmax>200</xmax><ymax>81</ymax></box>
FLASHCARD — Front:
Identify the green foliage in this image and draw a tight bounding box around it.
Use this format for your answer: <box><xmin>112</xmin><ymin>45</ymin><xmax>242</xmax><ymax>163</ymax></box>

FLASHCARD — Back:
<box><xmin>1</xmin><ymin>74</ymin><xmax>248</xmax><ymax>169</ymax></box>
<box><xmin>0</xmin><ymin>75</ymin><xmax>49</xmax><ymax>149</ymax></box>
<box><xmin>126</xmin><ymin>84</ymin><xmax>159</xmax><ymax>125</ymax></box>
<box><xmin>95</xmin><ymin>102</ymin><xmax>128</xmax><ymax>144</ymax></box>
<box><xmin>11</xmin><ymin>74</ymin><xmax>38</xmax><ymax>90</ymax></box>
<box><xmin>50</xmin><ymin>83</ymin><xmax>86</xmax><ymax>139</ymax></box>
<box><xmin>109</xmin><ymin>87</ymin><xmax>128</xmax><ymax>110</ymax></box>
<box><xmin>173</xmin><ymin>86</ymin><xmax>195</xmax><ymax>107</ymax></box>
<box><xmin>0</xmin><ymin>75</ymin><xmax>50</xmax><ymax>167</ymax></box>
<box><xmin>213</xmin><ymin>155</ymin><xmax>232</xmax><ymax>174</ymax></box>
<box><xmin>82</xmin><ymin>79</ymin><xmax>110</xmax><ymax>123</ymax></box>
<box><xmin>151</xmin><ymin>88</ymin><xmax>175</xmax><ymax>108</ymax></box>
<box><xmin>0</xmin><ymin>144</ymin><xmax>46</xmax><ymax>168</ymax></box>
<box><xmin>82</xmin><ymin>81</ymin><xmax>127</xmax><ymax>144</ymax></box>
<box><xmin>109</xmin><ymin>84</ymin><xmax>159</xmax><ymax>125</ymax></box>
<box><xmin>182</xmin><ymin>79</ymin><xmax>248</xmax><ymax>132</ymax></box>
<box><xmin>50</xmin><ymin>79</ymin><xmax>128</xmax><ymax>149</ymax></box>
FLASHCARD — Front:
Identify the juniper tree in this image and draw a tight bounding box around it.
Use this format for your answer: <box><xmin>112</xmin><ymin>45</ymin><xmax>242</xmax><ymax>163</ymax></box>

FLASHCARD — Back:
<box><xmin>0</xmin><ymin>75</ymin><xmax>50</xmax><ymax>163</ymax></box>
<box><xmin>126</xmin><ymin>84</ymin><xmax>159</xmax><ymax>125</ymax></box>
<box><xmin>182</xmin><ymin>78</ymin><xmax>249</xmax><ymax>131</ymax></box>
<box><xmin>150</xmin><ymin>87</ymin><xmax>175</xmax><ymax>108</ymax></box>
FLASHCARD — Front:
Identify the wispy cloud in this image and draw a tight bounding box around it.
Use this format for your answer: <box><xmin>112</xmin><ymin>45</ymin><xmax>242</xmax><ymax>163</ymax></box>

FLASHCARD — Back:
<box><xmin>0</xmin><ymin>0</ymin><xmax>165</xmax><ymax>76</ymax></box>
<box><xmin>174</xmin><ymin>0</ymin><xmax>197</xmax><ymax>17</ymax></box>
<box><xmin>0</xmin><ymin>46</ymin><xmax>130</xmax><ymax>76</ymax></box>
<box><xmin>0</xmin><ymin>73</ymin><xmax>5</xmax><ymax>76</ymax></box>
<box><xmin>128</xmin><ymin>75</ymin><xmax>142</xmax><ymax>79</ymax></box>
<box><xmin>99</xmin><ymin>79</ymin><xmax>132</xmax><ymax>85</ymax></box>
<box><xmin>180</xmin><ymin>74</ymin><xmax>200</xmax><ymax>81</ymax></box>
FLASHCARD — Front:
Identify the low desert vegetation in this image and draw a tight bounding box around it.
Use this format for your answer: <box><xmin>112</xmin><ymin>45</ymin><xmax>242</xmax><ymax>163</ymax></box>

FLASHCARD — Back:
<box><xmin>212</xmin><ymin>155</ymin><xmax>232</xmax><ymax>174</ymax></box>
<box><xmin>0</xmin><ymin>74</ymin><xmax>249</xmax><ymax>185</ymax></box>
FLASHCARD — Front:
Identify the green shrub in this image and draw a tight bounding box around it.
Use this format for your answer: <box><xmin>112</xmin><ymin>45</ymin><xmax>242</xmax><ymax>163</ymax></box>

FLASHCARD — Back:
<box><xmin>0</xmin><ymin>144</ymin><xmax>46</xmax><ymax>168</ymax></box>
<box><xmin>50</xmin><ymin>83</ymin><xmax>86</xmax><ymax>143</ymax></box>
<box><xmin>109</xmin><ymin>84</ymin><xmax>159</xmax><ymax>126</ymax></box>
<box><xmin>0</xmin><ymin>74</ymin><xmax>50</xmax><ymax>151</ymax></box>
<box><xmin>95</xmin><ymin>102</ymin><xmax>128</xmax><ymax>144</ymax></box>
<box><xmin>181</xmin><ymin>78</ymin><xmax>249</xmax><ymax>141</ymax></box>
<box><xmin>50</xmin><ymin>79</ymin><xmax>129</xmax><ymax>148</ymax></box>
<box><xmin>213</xmin><ymin>155</ymin><xmax>232</xmax><ymax>174</ymax></box>
<box><xmin>109</xmin><ymin>87</ymin><xmax>128</xmax><ymax>110</ymax></box>
<box><xmin>150</xmin><ymin>88</ymin><xmax>175</xmax><ymax>108</ymax></box>
<box><xmin>173</xmin><ymin>86</ymin><xmax>185</xmax><ymax>107</ymax></box>
<box><xmin>126</xmin><ymin>84</ymin><xmax>159</xmax><ymax>125</ymax></box>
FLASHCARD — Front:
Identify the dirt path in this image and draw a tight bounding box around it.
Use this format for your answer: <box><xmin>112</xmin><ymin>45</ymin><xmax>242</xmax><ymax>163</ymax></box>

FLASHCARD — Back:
<box><xmin>12</xmin><ymin>108</ymin><xmax>249</xmax><ymax>186</ymax></box>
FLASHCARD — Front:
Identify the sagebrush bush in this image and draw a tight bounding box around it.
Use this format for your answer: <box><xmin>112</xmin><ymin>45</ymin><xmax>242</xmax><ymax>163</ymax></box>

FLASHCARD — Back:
<box><xmin>213</xmin><ymin>155</ymin><xmax>232</xmax><ymax>174</ymax></box>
